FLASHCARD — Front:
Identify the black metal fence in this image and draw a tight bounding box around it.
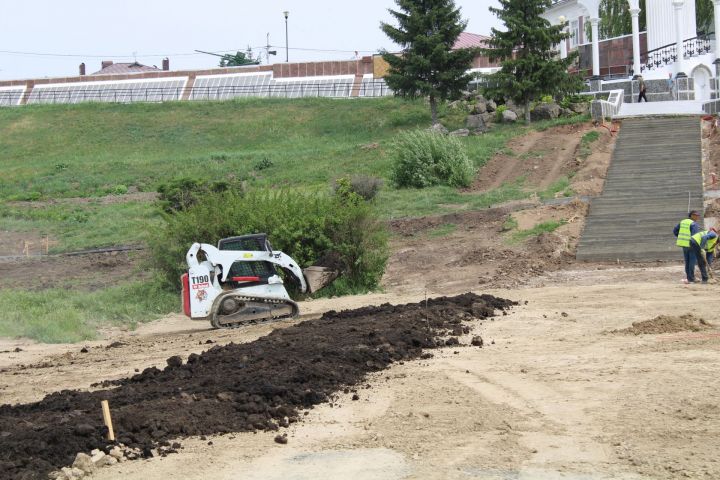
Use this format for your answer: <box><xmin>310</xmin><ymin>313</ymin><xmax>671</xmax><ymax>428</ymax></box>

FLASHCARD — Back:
<box><xmin>0</xmin><ymin>80</ymin><xmax>393</xmax><ymax>106</ymax></box>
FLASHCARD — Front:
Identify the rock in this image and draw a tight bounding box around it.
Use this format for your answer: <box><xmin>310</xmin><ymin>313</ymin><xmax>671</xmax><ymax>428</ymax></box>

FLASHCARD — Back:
<box><xmin>449</xmin><ymin>128</ymin><xmax>469</xmax><ymax>137</ymax></box>
<box><xmin>94</xmin><ymin>455</ymin><xmax>117</xmax><ymax>467</ymax></box>
<box><xmin>90</xmin><ymin>450</ymin><xmax>106</xmax><ymax>464</ymax></box>
<box><xmin>72</xmin><ymin>453</ymin><xmax>95</xmax><ymax>474</ymax></box>
<box><xmin>471</xmin><ymin>336</ymin><xmax>484</xmax><ymax>347</ymax></box>
<box><xmin>352</xmin><ymin>393</ymin><xmax>360</xmax><ymax>401</ymax></box>
<box><xmin>501</xmin><ymin>110</ymin><xmax>518</xmax><ymax>123</ymax></box>
<box><xmin>47</xmin><ymin>471</ymin><xmax>65</xmax><ymax>480</ymax></box>
<box><xmin>74</xmin><ymin>424</ymin><xmax>94</xmax><ymax>436</ymax></box>
<box><xmin>216</xmin><ymin>392</ymin><xmax>233</xmax><ymax>402</ymax></box>
<box><xmin>569</xmin><ymin>102</ymin><xmax>589</xmax><ymax>114</ymax></box>
<box><xmin>487</xmin><ymin>99</ymin><xmax>497</xmax><ymax>112</ymax></box>
<box><xmin>166</xmin><ymin>355</ymin><xmax>183</xmax><ymax>368</ymax></box>
<box><xmin>274</xmin><ymin>434</ymin><xmax>288</xmax><ymax>444</ymax></box>
<box><xmin>445</xmin><ymin>337</ymin><xmax>460</xmax><ymax>346</ymax></box>
<box><xmin>465</xmin><ymin>114</ymin><xmax>486</xmax><ymax>131</ymax></box>
<box><xmin>530</xmin><ymin>102</ymin><xmax>560</xmax><ymax>121</ymax></box>
<box><xmin>480</xmin><ymin>112</ymin><xmax>494</xmax><ymax>125</ymax></box>
<box><xmin>472</xmin><ymin>101</ymin><xmax>487</xmax><ymax>114</ymax></box>
<box><xmin>187</xmin><ymin>353</ymin><xmax>201</xmax><ymax>364</ymax></box>
<box><xmin>79</xmin><ymin>347</ymin><xmax>88</xmax><ymax>353</ymax></box>
<box><xmin>70</xmin><ymin>468</ymin><xmax>84</xmax><ymax>478</ymax></box>
<box><xmin>428</xmin><ymin>123</ymin><xmax>448</xmax><ymax>134</ymax></box>
<box><xmin>108</xmin><ymin>446</ymin><xmax>124</xmax><ymax>460</ymax></box>
<box><xmin>60</xmin><ymin>467</ymin><xmax>75</xmax><ymax>480</ymax></box>
<box><xmin>560</xmin><ymin>107</ymin><xmax>573</xmax><ymax>117</ymax></box>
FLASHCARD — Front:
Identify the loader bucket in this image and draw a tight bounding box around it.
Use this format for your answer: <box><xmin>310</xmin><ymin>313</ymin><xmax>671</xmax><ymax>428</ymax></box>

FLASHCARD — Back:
<box><xmin>303</xmin><ymin>266</ymin><xmax>339</xmax><ymax>293</ymax></box>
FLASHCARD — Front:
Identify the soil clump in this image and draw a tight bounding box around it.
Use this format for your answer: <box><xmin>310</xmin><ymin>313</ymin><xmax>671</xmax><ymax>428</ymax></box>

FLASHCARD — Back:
<box><xmin>611</xmin><ymin>314</ymin><xmax>713</xmax><ymax>335</ymax></box>
<box><xmin>0</xmin><ymin>293</ymin><xmax>515</xmax><ymax>479</ymax></box>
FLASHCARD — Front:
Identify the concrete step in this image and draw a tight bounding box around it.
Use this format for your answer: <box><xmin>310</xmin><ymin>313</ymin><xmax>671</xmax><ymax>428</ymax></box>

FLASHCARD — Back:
<box><xmin>575</xmin><ymin>116</ymin><xmax>703</xmax><ymax>262</ymax></box>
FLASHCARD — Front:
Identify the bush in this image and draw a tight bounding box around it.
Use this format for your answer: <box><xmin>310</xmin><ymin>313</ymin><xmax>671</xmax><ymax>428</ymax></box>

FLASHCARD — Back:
<box><xmin>540</xmin><ymin>95</ymin><xmax>554</xmax><ymax>104</ymax></box>
<box><xmin>332</xmin><ymin>175</ymin><xmax>384</xmax><ymax>201</ymax></box>
<box><xmin>149</xmin><ymin>187</ymin><xmax>388</xmax><ymax>296</ymax></box>
<box><xmin>495</xmin><ymin>105</ymin><xmax>507</xmax><ymax>122</ymax></box>
<box><xmin>390</xmin><ymin>130</ymin><xmax>475</xmax><ymax>188</ymax></box>
<box><xmin>156</xmin><ymin>177</ymin><xmax>243</xmax><ymax>214</ymax></box>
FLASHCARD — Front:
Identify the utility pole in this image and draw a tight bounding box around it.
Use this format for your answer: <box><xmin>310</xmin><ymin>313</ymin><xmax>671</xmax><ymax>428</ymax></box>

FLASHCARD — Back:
<box><xmin>265</xmin><ymin>33</ymin><xmax>277</xmax><ymax>64</ymax></box>
<box><xmin>283</xmin><ymin>11</ymin><xmax>289</xmax><ymax>62</ymax></box>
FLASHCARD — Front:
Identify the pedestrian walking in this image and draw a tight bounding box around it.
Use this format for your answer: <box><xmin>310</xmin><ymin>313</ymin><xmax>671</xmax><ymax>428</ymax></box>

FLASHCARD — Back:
<box><xmin>689</xmin><ymin>228</ymin><xmax>718</xmax><ymax>284</ymax></box>
<box><xmin>673</xmin><ymin>210</ymin><xmax>701</xmax><ymax>283</ymax></box>
<box><xmin>638</xmin><ymin>76</ymin><xmax>648</xmax><ymax>102</ymax></box>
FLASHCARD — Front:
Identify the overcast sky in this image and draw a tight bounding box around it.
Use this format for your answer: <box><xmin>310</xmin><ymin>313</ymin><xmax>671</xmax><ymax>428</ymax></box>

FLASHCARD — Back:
<box><xmin>0</xmin><ymin>0</ymin><xmax>502</xmax><ymax>80</ymax></box>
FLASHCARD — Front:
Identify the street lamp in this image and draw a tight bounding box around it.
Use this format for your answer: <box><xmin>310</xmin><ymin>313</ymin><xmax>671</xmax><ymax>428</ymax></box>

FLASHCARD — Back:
<box><xmin>283</xmin><ymin>11</ymin><xmax>289</xmax><ymax>63</ymax></box>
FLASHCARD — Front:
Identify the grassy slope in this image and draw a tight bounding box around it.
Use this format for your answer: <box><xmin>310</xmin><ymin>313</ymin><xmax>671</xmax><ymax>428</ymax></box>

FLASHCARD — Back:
<box><xmin>0</xmin><ymin>98</ymin><xmax>588</xmax><ymax>342</ymax></box>
<box><xmin>0</xmin><ymin>98</ymin><xmax>584</xmax><ymax>252</ymax></box>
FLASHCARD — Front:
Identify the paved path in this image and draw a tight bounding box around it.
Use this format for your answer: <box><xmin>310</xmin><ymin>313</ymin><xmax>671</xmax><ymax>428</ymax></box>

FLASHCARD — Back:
<box><xmin>616</xmin><ymin>100</ymin><xmax>705</xmax><ymax>118</ymax></box>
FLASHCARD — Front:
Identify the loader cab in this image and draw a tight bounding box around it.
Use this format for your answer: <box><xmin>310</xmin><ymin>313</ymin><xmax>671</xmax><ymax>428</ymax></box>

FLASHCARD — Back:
<box><xmin>218</xmin><ymin>234</ymin><xmax>278</xmax><ymax>288</ymax></box>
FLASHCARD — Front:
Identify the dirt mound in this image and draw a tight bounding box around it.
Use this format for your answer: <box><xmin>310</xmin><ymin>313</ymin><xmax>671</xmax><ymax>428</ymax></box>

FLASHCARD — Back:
<box><xmin>612</xmin><ymin>314</ymin><xmax>713</xmax><ymax>335</ymax></box>
<box><xmin>0</xmin><ymin>293</ymin><xmax>516</xmax><ymax>479</ymax></box>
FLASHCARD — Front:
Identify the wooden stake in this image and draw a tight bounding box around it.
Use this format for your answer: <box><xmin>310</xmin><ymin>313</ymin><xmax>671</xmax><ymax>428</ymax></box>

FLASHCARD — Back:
<box><xmin>101</xmin><ymin>400</ymin><xmax>115</xmax><ymax>441</ymax></box>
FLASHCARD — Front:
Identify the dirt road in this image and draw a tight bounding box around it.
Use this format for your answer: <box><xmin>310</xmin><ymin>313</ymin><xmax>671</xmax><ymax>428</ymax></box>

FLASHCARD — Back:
<box><xmin>2</xmin><ymin>266</ymin><xmax>719</xmax><ymax>479</ymax></box>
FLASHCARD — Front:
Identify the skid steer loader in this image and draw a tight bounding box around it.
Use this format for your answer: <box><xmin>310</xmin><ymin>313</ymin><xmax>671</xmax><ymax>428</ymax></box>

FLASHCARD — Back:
<box><xmin>181</xmin><ymin>234</ymin><xmax>337</xmax><ymax>329</ymax></box>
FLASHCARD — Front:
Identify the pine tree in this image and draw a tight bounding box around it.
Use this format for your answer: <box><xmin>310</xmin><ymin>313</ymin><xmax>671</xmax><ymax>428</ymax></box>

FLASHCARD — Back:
<box><xmin>483</xmin><ymin>0</ymin><xmax>582</xmax><ymax>123</ymax></box>
<box><xmin>380</xmin><ymin>0</ymin><xmax>478</xmax><ymax>125</ymax></box>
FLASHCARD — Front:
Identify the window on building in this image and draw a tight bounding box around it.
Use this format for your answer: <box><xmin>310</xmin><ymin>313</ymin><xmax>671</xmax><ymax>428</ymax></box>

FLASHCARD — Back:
<box><xmin>570</xmin><ymin>19</ymin><xmax>580</xmax><ymax>47</ymax></box>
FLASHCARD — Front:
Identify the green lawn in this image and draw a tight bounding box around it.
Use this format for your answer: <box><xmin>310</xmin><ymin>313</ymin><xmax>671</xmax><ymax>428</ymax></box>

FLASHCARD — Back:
<box><xmin>0</xmin><ymin>98</ymin><xmax>589</xmax><ymax>342</ymax></box>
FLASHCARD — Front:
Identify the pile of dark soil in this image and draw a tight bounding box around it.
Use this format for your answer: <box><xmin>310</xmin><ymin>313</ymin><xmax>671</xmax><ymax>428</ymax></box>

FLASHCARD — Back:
<box><xmin>0</xmin><ymin>292</ymin><xmax>516</xmax><ymax>479</ymax></box>
<box><xmin>611</xmin><ymin>314</ymin><xmax>713</xmax><ymax>335</ymax></box>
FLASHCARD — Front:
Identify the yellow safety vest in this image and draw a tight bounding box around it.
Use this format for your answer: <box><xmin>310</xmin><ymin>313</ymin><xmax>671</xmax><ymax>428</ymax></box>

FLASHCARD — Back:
<box><xmin>676</xmin><ymin>219</ymin><xmax>693</xmax><ymax>247</ymax></box>
<box><xmin>691</xmin><ymin>231</ymin><xmax>718</xmax><ymax>252</ymax></box>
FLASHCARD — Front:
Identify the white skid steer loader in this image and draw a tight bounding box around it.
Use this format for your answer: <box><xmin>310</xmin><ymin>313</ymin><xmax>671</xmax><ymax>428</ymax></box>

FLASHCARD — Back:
<box><xmin>181</xmin><ymin>234</ymin><xmax>337</xmax><ymax>329</ymax></box>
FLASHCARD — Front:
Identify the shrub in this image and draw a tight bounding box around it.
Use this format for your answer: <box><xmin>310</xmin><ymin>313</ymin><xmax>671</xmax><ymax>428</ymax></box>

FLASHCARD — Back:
<box><xmin>149</xmin><ymin>187</ymin><xmax>388</xmax><ymax>296</ymax></box>
<box><xmin>390</xmin><ymin>130</ymin><xmax>475</xmax><ymax>188</ymax></box>
<box><xmin>332</xmin><ymin>175</ymin><xmax>384</xmax><ymax>201</ymax></box>
<box><xmin>156</xmin><ymin>177</ymin><xmax>243</xmax><ymax>214</ymax></box>
<box><xmin>254</xmin><ymin>157</ymin><xmax>274</xmax><ymax>171</ymax></box>
<box><xmin>495</xmin><ymin>104</ymin><xmax>507</xmax><ymax>122</ymax></box>
<box><xmin>540</xmin><ymin>95</ymin><xmax>554</xmax><ymax>104</ymax></box>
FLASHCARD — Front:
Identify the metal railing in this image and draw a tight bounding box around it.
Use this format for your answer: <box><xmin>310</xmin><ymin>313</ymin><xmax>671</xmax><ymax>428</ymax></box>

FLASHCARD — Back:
<box><xmin>0</xmin><ymin>80</ymin><xmax>393</xmax><ymax>106</ymax></box>
<box><xmin>641</xmin><ymin>35</ymin><xmax>712</xmax><ymax>72</ymax></box>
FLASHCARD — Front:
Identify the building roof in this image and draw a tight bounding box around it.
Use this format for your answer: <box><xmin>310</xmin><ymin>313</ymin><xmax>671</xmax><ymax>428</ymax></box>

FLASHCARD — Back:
<box><xmin>90</xmin><ymin>61</ymin><xmax>161</xmax><ymax>76</ymax></box>
<box><xmin>453</xmin><ymin>32</ymin><xmax>490</xmax><ymax>50</ymax></box>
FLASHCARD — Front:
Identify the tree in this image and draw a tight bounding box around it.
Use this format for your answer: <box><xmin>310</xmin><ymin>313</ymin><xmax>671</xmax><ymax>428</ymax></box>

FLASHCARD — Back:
<box><xmin>595</xmin><ymin>0</ymin><xmax>646</xmax><ymax>40</ymax></box>
<box><xmin>219</xmin><ymin>47</ymin><xmax>260</xmax><ymax>67</ymax></box>
<box><xmin>697</xmin><ymin>0</ymin><xmax>713</xmax><ymax>36</ymax></box>
<box><xmin>380</xmin><ymin>0</ymin><xmax>479</xmax><ymax>125</ymax></box>
<box><xmin>483</xmin><ymin>0</ymin><xmax>582</xmax><ymax>123</ymax></box>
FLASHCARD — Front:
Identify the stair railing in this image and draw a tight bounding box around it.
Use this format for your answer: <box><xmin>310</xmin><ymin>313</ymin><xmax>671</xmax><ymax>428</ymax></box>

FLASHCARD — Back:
<box><xmin>640</xmin><ymin>35</ymin><xmax>712</xmax><ymax>72</ymax></box>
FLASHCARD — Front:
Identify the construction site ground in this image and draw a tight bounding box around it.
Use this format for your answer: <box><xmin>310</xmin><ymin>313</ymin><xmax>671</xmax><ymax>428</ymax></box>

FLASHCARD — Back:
<box><xmin>3</xmin><ymin>120</ymin><xmax>720</xmax><ymax>479</ymax></box>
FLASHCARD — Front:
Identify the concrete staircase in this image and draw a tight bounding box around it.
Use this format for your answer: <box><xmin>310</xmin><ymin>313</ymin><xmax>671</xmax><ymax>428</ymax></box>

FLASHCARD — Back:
<box><xmin>576</xmin><ymin>116</ymin><xmax>703</xmax><ymax>261</ymax></box>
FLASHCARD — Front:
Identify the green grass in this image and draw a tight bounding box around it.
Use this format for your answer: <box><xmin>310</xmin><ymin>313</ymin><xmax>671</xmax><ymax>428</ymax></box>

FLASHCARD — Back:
<box><xmin>0</xmin><ymin>280</ymin><xmax>177</xmax><ymax>343</ymax></box>
<box><xmin>0</xmin><ymin>201</ymin><xmax>161</xmax><ymax>252</ymax></box>
<box><xmin>579</xmin><ymin>129</ymin><xmax>600</xmax><ymax>159</ymax></box>
<box><xmin>511</xmin><ymin>220</ymin><xmax>566</xmax><ymax>242</ymax></box>
<box><xmin>539</xmin><ymin>176</ymin><xmax>574</xmax><ymax>200</ymax></box>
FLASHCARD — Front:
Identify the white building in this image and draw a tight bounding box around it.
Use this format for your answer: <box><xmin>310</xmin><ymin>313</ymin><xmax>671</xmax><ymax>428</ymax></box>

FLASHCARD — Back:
<box><xmin>542</xmin><ymin>0</ymin><xmax>717</xmax><ymax>101</ymax></box>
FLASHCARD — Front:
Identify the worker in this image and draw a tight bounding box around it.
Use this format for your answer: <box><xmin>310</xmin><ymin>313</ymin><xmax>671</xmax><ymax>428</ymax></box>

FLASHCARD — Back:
<box><xmin>689</xmin><ymin>228</ymin><xmax>718</xmax><ymax>284</ymax></box>
<box><xmin>673</xmin><ymin>210</ymin><xmax>702</xmax><ymax>283</ymax></box>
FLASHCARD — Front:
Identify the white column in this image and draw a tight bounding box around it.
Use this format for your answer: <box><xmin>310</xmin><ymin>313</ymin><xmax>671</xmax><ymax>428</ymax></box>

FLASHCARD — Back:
<box><xmin>590</xmin><ymin>17</ymin><xmax>600</xmax><ymax>77</ymax></box>
<box><xmin>559</xmin><ymin>16</ymin><xmax>568</xmax><ymax>59</ymax></box>
<box><xmin>629</xmin><ymin>3</ymin><xmax>641</xmax><ymax>76</ymax></box>
<box><xmin>714</xmin><ymin>0</ymin><xmax>720</xmax><ymax>61</ymax></box>
<box><xmin>673</xmin><ymin>0</ymin><xmax>686</xmax><ymax>77</ymax></box>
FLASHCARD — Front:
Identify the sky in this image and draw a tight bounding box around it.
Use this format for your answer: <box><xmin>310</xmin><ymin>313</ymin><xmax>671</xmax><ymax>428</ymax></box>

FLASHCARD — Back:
<box><xmin>0</xmin><ymin>0</ymin><xmax>502</xmax><ymax>81</ymax></box>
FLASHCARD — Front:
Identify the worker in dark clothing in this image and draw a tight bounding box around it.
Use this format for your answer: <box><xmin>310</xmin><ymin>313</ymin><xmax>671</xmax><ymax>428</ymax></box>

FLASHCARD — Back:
<box><xmin>673</xmin><ymin>210</ymin><xmax>701</xmax><ymax>283</ymax></box>
<box><xmin>689</xmin><ymin>228</ymin><xmax>718</xmax><ymax>284</ymax></box>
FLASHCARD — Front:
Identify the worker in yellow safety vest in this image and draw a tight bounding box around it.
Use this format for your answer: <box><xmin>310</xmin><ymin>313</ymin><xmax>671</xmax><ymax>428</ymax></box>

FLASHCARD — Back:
<box><xmin>673</xmin><ymin>211</ymin><xmax>701</xmax><ymax>283</ymax></box>
<box><xmin>689</xmin><ymin>228</ymin><xmax>718</xmax><ymax>284</ymax></box>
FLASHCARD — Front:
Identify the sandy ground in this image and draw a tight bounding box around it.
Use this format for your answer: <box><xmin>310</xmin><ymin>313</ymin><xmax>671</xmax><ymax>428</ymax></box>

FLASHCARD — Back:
<box><xmin>2</xmin><ymin>266</ymin><xmax>720</xmax><ymax>479</ymax></box>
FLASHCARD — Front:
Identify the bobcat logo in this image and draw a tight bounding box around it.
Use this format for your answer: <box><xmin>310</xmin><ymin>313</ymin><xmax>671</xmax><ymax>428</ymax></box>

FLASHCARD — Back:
<box><xmin>196</xmin><ymin>290</ymin><xmax>208</xmax><ymax>302</ymax></box>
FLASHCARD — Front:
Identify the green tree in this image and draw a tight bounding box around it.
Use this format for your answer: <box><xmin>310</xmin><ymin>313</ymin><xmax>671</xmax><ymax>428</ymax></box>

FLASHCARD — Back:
<box><xmin>697</xmin><ymin>0</ymin><xmax>713</xmax><ymax>36</ymax></box>
<box><xmin>595</xmin><ymin>0</ymin><xmax>646</xmax><ymax>40</ymax></box>
<box><xmin>219</xmin><ymin>47</ymin><xmax>260</xmax><ymax>67</ymax></box>
<box><xmin>380</xmin><ymin>0</ymin><xmax>479</xmax><ymax>125</ymax></box>
<box><xmin>483</xmin><ymin>0</ymin><xmax>582</xmax><ymax>122</ymax></box>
